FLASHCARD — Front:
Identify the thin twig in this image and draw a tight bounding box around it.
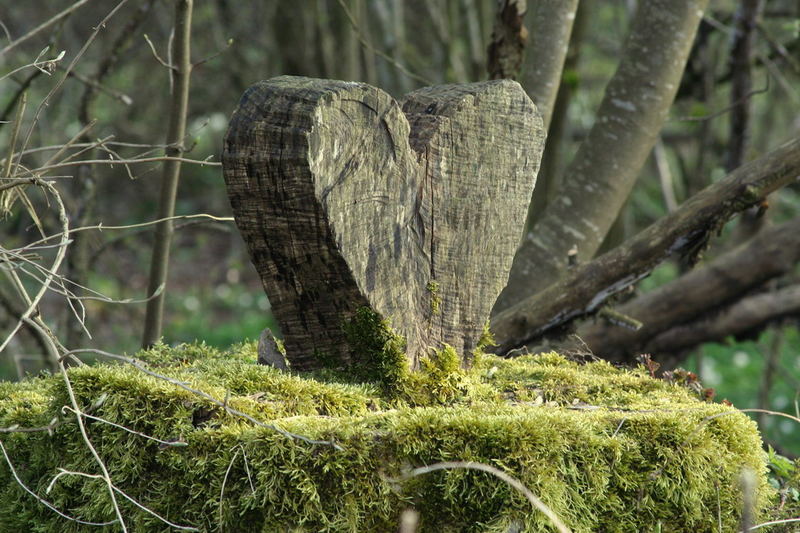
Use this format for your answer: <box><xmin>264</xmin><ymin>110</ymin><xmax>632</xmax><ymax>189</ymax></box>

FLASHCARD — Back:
<box><xmin>0</xmin><ymin>440</ymin><xmax>117</xmax><ymax>527</ymax></box>
<box><xmin>2</xmin><ymin>92</ymin><xmax>26</xmax><ymax>181</ymax></box>
<box><xmin>0</xmin><ymin>418</ymin><xmax>60</xmax><ymax>434</ymax></box>
<box><xmin>192</xmin><ymin>38</ymin><xmax>233</xmax><ymax>68</ymax></box>
<box><xmin>0</xmin><ymin>0</ymin><xmax>90</xmax><ymax>56</ymax></box>
<box><xmin>219</xmin><ymin>447</ymin><xmax>241</xmax><ymax>527</ymax></box>
<box><xmin>46</xmin><ymin>469</ymin><xmax>199</xmax><ymax>530</ymax></box>
<box><xmin>0</xmin><ymin>181</ymin><xmax>70</xmax><ymax>358</ymax></box>
<box><xmin>17</xmin><ymin>213</ymin><xmax>233</xmax><ymax>252</ymax></box>
<box><xmin>63</xmin><ymin>67</ymin><xmax>133</xmax><ymax>105</ymax></box>
<box><xmin>749</xmin><ymin>517</ymin><xmax>800</xmax><ymax>530</ymax></box>
<box><xmin>58</xmin><ymin>360</ymin><xmax>128</xmax><ymax>531</ymax></box>
<box><xmin>143</xmin><ymin>33</ymin><xmax>174</xmax><ymax>70</ymax></box>
<box><xmin>18</xmin><ymin>0</ymin><xmax>131</xmax><ymax>159</ymax></box>
<box><xmin>14</xmin><ymin>155</ymin><xmax>220</xmax><ymax>179</ymax></box>
<box><xmin>42</xmin><ymin>121</ymin><xmax>99</xmax><ymax>167</ymax></box>
<box><xmin>674</xmin><ymin>76</ymin><xmax>769</xmax><ymax>122</ymax></box>
<box><xmin>334</xmin><ymin>0</ymin><xmax>430</xmax><ymax>85</ymax></box>
<box><xmin>61</xmin><ymin>406</ymin><xmax>188</xmax><ymax>447</ymax></box>
<box><xmin>239</xmin><ymin>445</ymin><xmax>256</xmax><ymax>496</ymax></box>
<box><xmin>67</xmin><ymin>348</ymin><xmax>344</xmax><ymax>450</ymax></box>
<box><xmin>0</xmin><ymin>48</ymin><xmax>66</xmax><ymax>83</ymax></box>
<box><xmin>399</xmin><ymin>461</ymin><xmax>572</xmax><ymax>533</ymax></box>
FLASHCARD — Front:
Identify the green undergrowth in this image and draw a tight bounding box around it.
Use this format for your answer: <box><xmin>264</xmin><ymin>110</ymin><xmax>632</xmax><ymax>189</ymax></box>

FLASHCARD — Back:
<box><xmin>0</xmin><ymin>339</ymin><xmax>777</xmax><ymax>532</ymax></box>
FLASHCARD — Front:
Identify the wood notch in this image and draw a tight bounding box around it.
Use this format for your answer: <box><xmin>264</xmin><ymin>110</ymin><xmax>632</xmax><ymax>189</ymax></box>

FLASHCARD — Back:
<box><xmin>223</xmin><ymin>76</ymin><xmax>544</xmax><ymax>371</ymax></box>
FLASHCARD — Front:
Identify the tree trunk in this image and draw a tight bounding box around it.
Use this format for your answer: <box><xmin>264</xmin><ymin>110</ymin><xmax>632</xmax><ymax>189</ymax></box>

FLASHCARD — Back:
<box><xmin>223</xmin><ymin>76</ymin><xmax>545</xmax><ymax>371</ymax></box>
<box><xmin>495</xmin><ymin>0</ymin><xmax>710</xmax><ymax>313</ymax></box>
<box><xmin>141</xmin><ymin>0</ymin><xmax>193</xmax><ymax>348</ymax></box>
<box><xmin>487</xmin><ymin>0</ymin><xmax>528</xmax><ymax>80</ymax></box>
<box><xmin>521</xmin><ymin>0</ymin><xmax>579</xmax><ymax>130</ymax></box>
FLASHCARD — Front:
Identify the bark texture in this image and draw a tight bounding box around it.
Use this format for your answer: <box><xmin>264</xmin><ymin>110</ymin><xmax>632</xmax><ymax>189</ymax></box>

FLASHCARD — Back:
<box><xmin>490</xmin><ymin>136</ymin><xmax>800</xmax><ymax>355</ymax></box>
<box><xmin>487</xmin><ymin>0</ymin><xmax>528</xmax><ymax>80</ymax></box>
<box><xmin>223</xmin><ymin>76</ymin><xmax>544</xmax><ymax>371</ymax></box>
<box><xmin>521</xmin><ymin>0</ymin><xmax>579</xmax><ymax>129</ymax></box>
<box><xmin>495</xmin><ymin>0</ymin><xmax>710</xmax><ymax>313</ymax></box>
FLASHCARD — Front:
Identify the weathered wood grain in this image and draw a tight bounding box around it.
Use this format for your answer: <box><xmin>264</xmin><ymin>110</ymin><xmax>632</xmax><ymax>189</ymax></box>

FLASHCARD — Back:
<box><xmin>223</xmin><ymin>76</ymin><xmax>543</xmax><ymax>371</ymax></box>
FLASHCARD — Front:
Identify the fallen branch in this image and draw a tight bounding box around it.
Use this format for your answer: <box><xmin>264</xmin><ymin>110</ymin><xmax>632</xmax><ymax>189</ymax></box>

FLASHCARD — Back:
<box><xmin>579</xmin><ymin>215</ymin><xmax>800</xmax><ymax>361</ymax></box>
<box><xmin>644</xmin><ymin>284</ymin><xmax>800</xmax><ymax>356</ymax></box>
<box><xmin>491</xmin><ymin>136</ymin><xmax>800</xmax><ymax>354</ymax></box>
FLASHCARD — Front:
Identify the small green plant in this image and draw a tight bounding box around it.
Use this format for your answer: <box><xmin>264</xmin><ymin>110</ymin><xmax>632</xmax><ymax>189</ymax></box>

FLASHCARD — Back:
<box><xmin>426</xmin><ymin>280</ymin><xmax>441</xmax><ymax>315</ymax></box>
<box><xmin>766</xmin><ymin>445</ymin><xmax>800</xmax><ymax>521</ymax></box>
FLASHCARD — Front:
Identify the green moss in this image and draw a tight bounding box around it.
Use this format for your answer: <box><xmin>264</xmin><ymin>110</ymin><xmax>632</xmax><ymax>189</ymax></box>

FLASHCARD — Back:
<box><xmin>0</xmin><ymin>343</ymin><xmax>775</xmax><ymax>532</ymax></box>
<box><xmin>426</xmin><ymin>281</ymin><xmax>441</xmax><ymax>315</ymax></box>
<box><xmin>341</xmin><ymin>307</ymin><xmax>409</xmax><ymax>389</ymax></box>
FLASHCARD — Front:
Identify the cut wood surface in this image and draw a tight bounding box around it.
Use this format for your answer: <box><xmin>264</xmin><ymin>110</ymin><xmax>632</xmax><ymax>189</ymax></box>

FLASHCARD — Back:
<box><xmin>223</xmin><ymin>76</ymin><xmax>544</xmax><ymax>370</ymax></box>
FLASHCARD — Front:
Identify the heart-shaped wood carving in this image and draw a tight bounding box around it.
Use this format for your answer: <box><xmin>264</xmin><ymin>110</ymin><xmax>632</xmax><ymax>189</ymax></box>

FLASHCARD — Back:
<box><xmin>223</xmin><ymin>76</ymin><xmax>544</xmax><ymax>371</ymax></box>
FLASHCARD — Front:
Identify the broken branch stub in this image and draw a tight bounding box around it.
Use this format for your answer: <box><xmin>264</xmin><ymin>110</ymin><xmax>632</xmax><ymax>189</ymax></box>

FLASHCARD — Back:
<box><xmin>223</xmin><ymin>76</ymin><xmax>544</xmax><ymax>371</ymax></box>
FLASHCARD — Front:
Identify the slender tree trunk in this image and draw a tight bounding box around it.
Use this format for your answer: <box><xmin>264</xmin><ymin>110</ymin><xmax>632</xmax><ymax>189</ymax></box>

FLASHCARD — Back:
<box><xmin>142</xmin><ymin>0</ymin><xmax>193</xmax><ymax>348</ymax></box>
<box><xmin>495</xmin><ymin>0</ymin><xmax>710</xmax><ymax>313</ymax></box>
<box><xmin>357</xmin><ymin>0</ymin><xmax>378</xmax><ymax>85</ymax></box>
<box><xmin>461</xmin><ymin>0</ymin><xmax>485</xmax><ymax>80</ymax></box>
<box><xmin>521</xmin><ymin>0</ymin><xmax>579</xmax><ymax>130</ymax></box>
<box><xmin>525</xmin><ymin>1</ymin><xmax>586</xmax><ymax>230</ymax></box>
<box><xmin>343</xmin><ymin>0</ymin><xmax>361</xmax><ymax>81</ymax></box>
<box><xmin>728</xmin><ymin>0</ymin><xmax>767</xmax><ymax>240</ymax></box>
<box><xmin>487</xmin><ymin>0</ymin><xmax>528</xmax><ymax>80</ymax></box>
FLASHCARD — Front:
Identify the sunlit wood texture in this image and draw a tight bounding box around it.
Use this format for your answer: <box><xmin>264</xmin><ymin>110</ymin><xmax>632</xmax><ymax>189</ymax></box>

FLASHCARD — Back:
<box><xmin>223</xmin><ymin>76</ymin><xmax>544</xmax><ymax>370</ymax></box>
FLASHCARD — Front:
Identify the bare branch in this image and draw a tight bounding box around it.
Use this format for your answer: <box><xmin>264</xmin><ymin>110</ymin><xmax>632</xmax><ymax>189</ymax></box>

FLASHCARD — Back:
<box><xmin>0</xmin><ymin>180</ymin><xmax>70</xmax><ymax>359</ymax></box>
<box><xmin>18</xmin><ymin>0</ymin><xmax>131</xmax><ymax>159</ymax></box>
<box><xmin>0</xmin><ymin>0</ymin><xmax>90</xmax><ymax>56</ymax></box>
<box><xmin>5</xmin><ymin>155</ymin><xmax>220</xmax><ymax>183</ymax></box>
<box><xmin>63</xmin><ymin>67</ymin><xmax>133</xmax><ymax>105</ymax></box>
<box><xmin>142</xmin><ymin>33</ymin><xmax>173</xmax><ymax>70</ymax></box>
<box><xmin>579</xmin><ymin>216</ymin><xmax>800</xmax><ymax>361</ymax></box>
<box><xmin>644</xmin><ymin>284</ymin><xmax>800</xmax><ymax>356</ymax></box>
<box><xmin>491</xmin><ymin>136</ymin><xmax>800</xmax><ymax>354</ymax></box>
<box><xmin>0</xmin><ymin>441</ymin><xmax>117</xmax><ymax>527</ymax></box>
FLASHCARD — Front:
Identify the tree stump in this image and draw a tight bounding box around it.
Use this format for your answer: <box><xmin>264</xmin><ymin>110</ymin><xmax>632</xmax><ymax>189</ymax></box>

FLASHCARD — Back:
<box><xmin>222</xmin><ymin>76</ymin><xmax>544</xmax><ymax>371</ymax></box>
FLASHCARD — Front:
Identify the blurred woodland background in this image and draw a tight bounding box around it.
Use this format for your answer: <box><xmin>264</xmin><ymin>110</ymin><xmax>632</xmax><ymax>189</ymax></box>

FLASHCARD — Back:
<box><xmin>1</xmin><ymin>0</ymin><xmax>799</xmax><ymax>453</ymax></box>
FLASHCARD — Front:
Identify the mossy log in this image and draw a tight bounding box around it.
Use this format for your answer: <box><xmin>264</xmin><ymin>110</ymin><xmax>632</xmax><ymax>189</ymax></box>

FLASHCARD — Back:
<box><xmin>0</xmin><ymin>343</ymin><xmax>773</xmax><ymax>532</ymax></box>
<box><xmin>222</xmin><ymin>76</ymin><xmax>544</xmax><ymax>371</ymax></box>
